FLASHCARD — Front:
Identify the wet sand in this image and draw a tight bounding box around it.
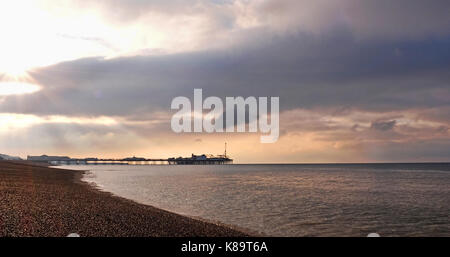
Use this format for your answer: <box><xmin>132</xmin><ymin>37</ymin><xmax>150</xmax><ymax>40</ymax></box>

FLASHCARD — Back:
<box><xmin>0</xmin><ymin>161</ymin><xmax>248</xmax><ymax>237</ymax></box>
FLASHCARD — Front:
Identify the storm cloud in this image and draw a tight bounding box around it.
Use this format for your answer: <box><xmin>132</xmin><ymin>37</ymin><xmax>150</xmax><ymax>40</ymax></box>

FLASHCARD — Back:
<box><xmin>2</xmin><ymin>29</ymin><xmax>449</xmax><ymax>118</ymax></box>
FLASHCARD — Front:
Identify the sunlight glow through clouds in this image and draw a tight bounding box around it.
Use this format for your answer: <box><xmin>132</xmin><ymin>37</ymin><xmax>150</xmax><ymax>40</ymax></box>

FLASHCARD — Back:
<box><xmin>0</xmin><ymin>0</ymin><xmax>271</xmax><ymax>79</ymax></box>
<box><xmin>0</xmin><ymin>113</ymin><xmax>118</xmax><ymax>132</ymax></box>
<box><xmin>0</xmin><ymin>82</ymin><xmax>41</xmax><ymax>96</ymax></box>
<box><xmin>0</xmin><ymin>1</ymin><xmax>118</xmax><ymax>77</ymax></box>
<box><xmin>0</xmin><ymin>0</ymin><xmax>241</xmax><ymax>78</ymax></box>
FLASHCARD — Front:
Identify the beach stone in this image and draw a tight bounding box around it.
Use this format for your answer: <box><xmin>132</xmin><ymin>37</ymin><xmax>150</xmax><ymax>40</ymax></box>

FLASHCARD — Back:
<box><xmin>0</xmin><ymin>161</ymin><xmax>248</xmax><ymax>237</ymax></box>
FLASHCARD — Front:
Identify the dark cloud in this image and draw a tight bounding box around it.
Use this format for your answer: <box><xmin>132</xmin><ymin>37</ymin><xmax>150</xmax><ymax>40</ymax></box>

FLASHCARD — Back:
<box><xmin>257</xmin><ymin>0</ymin><xmax>450</xmax><ymax>38</ymax></box>
<box><xmin>76</xmin><ymin>0</ymin><xmax>450</xmax><ymax>40</ymax></box>
<box><xmin>371</xmin><ymin>120</ymin><xmax>397</xmax><ymax>131</ymax></box>
<box><xmin>1</xmin><ymin>29</ymin><xmax>448</xmax><ymax>120</ymax></box>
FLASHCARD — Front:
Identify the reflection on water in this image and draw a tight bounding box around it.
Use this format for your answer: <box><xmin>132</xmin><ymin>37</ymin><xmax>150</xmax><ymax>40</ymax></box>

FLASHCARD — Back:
<box><xmin>73</xmin><ymin>164</ymin><xmax>450</xmax><ymax>236</ymax></box>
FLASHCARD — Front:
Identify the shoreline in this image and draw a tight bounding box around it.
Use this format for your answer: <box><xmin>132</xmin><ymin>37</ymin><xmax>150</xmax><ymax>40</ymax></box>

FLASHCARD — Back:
<box><xmin>0</xmin><ymin>161</ymin><xmax>249</xmax><ymax>237</ymax></box>
<box><xmin>78</xmin><ymin>170</ymin><xmax>262</xmax><ymax>237</ymax></box>
<box><xmin>77</xmin><ymin>168</ymin><xmax>260</xmax><ymax>236</ymax></box>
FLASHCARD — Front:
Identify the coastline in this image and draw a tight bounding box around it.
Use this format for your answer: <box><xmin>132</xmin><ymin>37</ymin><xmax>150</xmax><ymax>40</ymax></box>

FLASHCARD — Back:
<box><xmin>0</xmin><ymin>161</ymin><xmax>249</xmax><ymax>237</ymax></box>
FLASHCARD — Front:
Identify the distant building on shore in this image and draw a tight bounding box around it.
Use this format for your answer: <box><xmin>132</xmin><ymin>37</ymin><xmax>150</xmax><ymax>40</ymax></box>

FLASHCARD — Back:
<box><xmin>27</xmin><ymin>155</ymin><xmax>72</xmax><ymax>164</ymax></box>
<box><xmin>27</xmin><ymin>155</ymin><xmax>71</xmax><ymax>161</ymax></box>
<box><xmin>0</xmin><ymin>153</ymin><xmax>22</xmax><ymax>160</ymax></box>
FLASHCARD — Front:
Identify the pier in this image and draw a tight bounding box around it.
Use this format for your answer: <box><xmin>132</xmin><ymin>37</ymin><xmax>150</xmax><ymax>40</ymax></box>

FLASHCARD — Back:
<box><xmin>27</xmin><ymin>143</ymin><xmax>232</xmax><ymax>165</ymax></box>
<box><xmin>168</xmin><ymin>154</ymin><xmax>232</xmax><ymax>165</ymax></box>
<box><xmin>27</xmin><ymin>154</ymin><xmax>232</xmax><ymax>165</ymax></box>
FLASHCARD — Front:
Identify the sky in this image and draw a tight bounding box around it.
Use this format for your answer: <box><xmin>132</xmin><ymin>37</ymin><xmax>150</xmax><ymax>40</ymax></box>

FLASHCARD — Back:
<box><xmin>0</xmin><ymin>0</ymin><xmax>449</xmax><ymax>163</ymax></box>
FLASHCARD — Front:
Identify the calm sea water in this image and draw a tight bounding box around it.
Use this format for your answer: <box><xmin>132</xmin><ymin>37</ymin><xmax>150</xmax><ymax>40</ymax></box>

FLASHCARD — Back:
<box><xmin>68</xmin><ymin>163</ymin><xmax>450</xmax><ymax>236</ymax></box>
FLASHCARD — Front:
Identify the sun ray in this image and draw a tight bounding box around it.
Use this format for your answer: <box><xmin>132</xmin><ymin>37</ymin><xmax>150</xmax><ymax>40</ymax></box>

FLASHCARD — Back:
<box><xmin>0</xmin><ymin>81</ymin><xmax>41</xmax><ymax>96</ymax></box>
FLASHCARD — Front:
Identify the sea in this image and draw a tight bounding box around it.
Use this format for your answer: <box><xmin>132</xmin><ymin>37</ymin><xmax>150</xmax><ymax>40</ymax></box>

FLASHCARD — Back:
<box><xmin>63</xmin><ymin>163</ymin><xmax>450</xmax><ymax>236</ymax></box>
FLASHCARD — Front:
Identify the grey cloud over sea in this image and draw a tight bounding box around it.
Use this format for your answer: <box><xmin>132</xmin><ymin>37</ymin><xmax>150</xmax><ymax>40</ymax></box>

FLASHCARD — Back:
<box><xmin>2</xmin><ymin>29</ymin><xmax>449</xmax><ymax>118</ymax></box>
<box><xmin>65</xmin><ymin>0</ymin><xmax>450</xmax><ymax>41</ymax></box>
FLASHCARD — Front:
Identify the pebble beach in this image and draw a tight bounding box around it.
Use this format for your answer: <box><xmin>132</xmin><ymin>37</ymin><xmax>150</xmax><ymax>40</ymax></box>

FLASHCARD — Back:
<box><xmin>0</xmin><ymin>161</ymin><xmax>248</xmax><ymax>237</ymax></box>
